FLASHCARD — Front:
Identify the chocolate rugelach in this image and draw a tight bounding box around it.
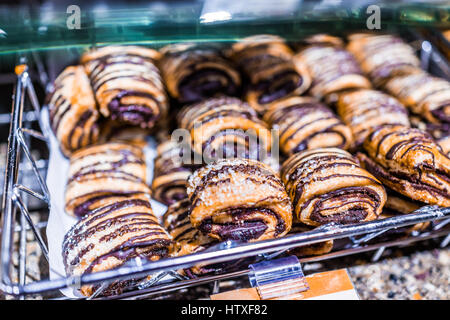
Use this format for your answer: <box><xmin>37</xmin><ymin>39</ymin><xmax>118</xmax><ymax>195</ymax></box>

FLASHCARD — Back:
<box><xmin>63</xmin><ymin>193</ymin><xmax>171</xmax><ymax>297</ymax></box>
<box><xmin>281</xmin><ymin>148</ymin><xmax>387</xmax><ymax>227</ymax></box>
<box><xmin>65</xmin><ymin>142</ymin><xmax>151</xmax><ymax>218</ymax></box>
<box><xmin>347</xmin><ymin>34</ymin><xmax>421</xmax><ymax>87</ymax></box>
<box><xmin>81</xmin><ymin>46</ymin><xmax>168</xmax><ymax>129</ymax></box>
<box><xmin>151</xmin><ymin>141</ymin><xmax>192</xmax><ymax>206</ymax></box>
<box><xmin>384</xmin><ymin>72</ymin><xmax>450</xmax><ymax>125</ymax></box>
<box><xmin>228</xmin><ymin>35</ymin><xmax>311</xmax><ymax>114</ymax></box>
<box><xmin>187</xmin><ymin>158</ymin><xmax>293</xmax><ymax>242</ymax></box>
<box><xmin>263</xmin><ymin>96</ymin><xmax>354</xmax><ymax>156</ymax></box>
<box><xmin>47</xmin><ymin>65</ymin><xmax>100</xmax><ymax>156</ymax></box>
<box><xmin>177</xmin><ymin>97</ymin><xmax>272</xmax><ymax>162</ymax></box>
<box><xmin>159</xmin><ymin>43</ymin><xmax>241</xmax><ymax>104</ymax></box>
<box><xmin>294</xmin><ymin>38</ymin><xmax>371</xmax><ymax>99</ymax></box>
<box><xmin>162</xmin><ymin>198</ymin><xmax>222</xmax><ymax>277</ymax></box>
<box><xmin>357</xmin><ymin>125</ymin><xmax>450</xmax><ymax>207</ymax></box>
<box><xmin>288</xmin><ymin>222</ymin><xmax>333</xmax><ymax>257</ymax></box>
<box><xmin>336</xmin><ymin>89</ymin><xmax>410</xmax><ymax>149</ymax></box>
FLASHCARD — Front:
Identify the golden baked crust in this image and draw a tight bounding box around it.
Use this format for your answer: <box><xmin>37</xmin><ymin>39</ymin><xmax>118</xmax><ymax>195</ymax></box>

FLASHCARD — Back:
<box><xmin>281</xmin><ymin>148</ymin><xmax>386</xmax><ymax>227</ymax></box>
<box><xmin>264</xmin><ymin>96</ymin><xmax>353</xmax><ymax>155</ymax></box>
<box><xmin>384</xmin><ymin>72</ymin><xmax>450</xmax><ymax>124</ymax></box>
<box><xmin>47</xmin><ymin>65</ymin><xmax>99</xmax><ymax>156</ymax></box>
<box><xmin>337</xmin><ymin>89</ymin><xmax>410</xmax><ymax>148</ymax></box>
<box><xmin>178</xmin><ymin>97</ymin><xmax>272</xmax><ymax>161</ymax></box>
<box><xmin>187</xmin><ymin>158</ymin><xmax>293</xmax><ymax>242</ymax></box>
<box><xmin>162</xmin><ymin>199</ymin><xmax>219</xmax><ymax>277</ymax></box>
<box><xmin>151</xmin><ymin>141</ymin><xmax>192</xmax><ymax>205</ymax></box>
<box><xmin>65</xmin><ymin>142</ymin><xmax>150</xmax><ymax>217</ymax></box>
<box><xmin>229</xmin><ymin>35</ymin><xmax>311</xmax><ymax>114</ymax></box>
<box><xmin>347</xmin><ymin>34</ymin><xmax>421</xmax><ymax>86</ymax></box>
<box><xmin>63</xmin><ymin>193</ymin><xmax>170</xmax><ymax>297</ymax></box>
<box><xmin>358</xmin><ymin>125</ymin><xmax>450</xmax><ymax>206</ymax></box>
<box><xmin>294</xmin><ymin>43</ymin><xmax>371</xmax><ymax>98</ymax></box>
<box><xmin>82</xmin><ymin>45</ymin><xmax>168</xmax><ymax>128</ymax></box>
<box><xmin>159</xmin><ymin>43</ymin><xmax>241</xmax><ymax>104</ymax></box>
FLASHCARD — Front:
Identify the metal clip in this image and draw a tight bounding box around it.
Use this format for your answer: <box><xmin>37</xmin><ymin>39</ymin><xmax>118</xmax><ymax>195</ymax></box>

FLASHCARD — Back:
<box><xmin>248</xmin><ymin>255</ymin><xmax>309</xmax><ymax>300</ymax></box>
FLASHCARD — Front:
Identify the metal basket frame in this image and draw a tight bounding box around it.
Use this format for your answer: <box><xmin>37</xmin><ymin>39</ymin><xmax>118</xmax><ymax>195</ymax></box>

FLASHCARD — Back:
<box><xmin>1</xmin><ymin>41</ymin><xmax>450</xmax><ymax>299</ymax></box>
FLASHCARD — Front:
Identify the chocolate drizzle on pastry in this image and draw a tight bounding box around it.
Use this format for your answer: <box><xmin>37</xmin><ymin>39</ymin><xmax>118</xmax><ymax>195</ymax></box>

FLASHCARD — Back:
<box><xmin>47</xmin><ymin>66</ymin><xmax>99</xmax><ymax>156</ymax></box>
<box><xmin>384</xmin><ymin>72</ymin><xmax>450</xmax><ymax>125</ymax></box>
<box><xmin>264</xmin><ymin>96</ymin><xmax>354</xmax><ymax>155</ymax></box>
<box><xmin>162</xmin><ymin>199</ymin><xmax>221</xmax><ymax>277</ymax></box>
<box><xmin>337</xmin><ymin>89</ymin><xmax>410</xmax><ymax>148</ymax></box>
<box><xmin>152</xmin><ymin>141</ymin><xmax>192</xmax><ymax>205</ymax></box>
<box><xmin>63</xmin><ymin>193</ymin><xmax>170</xmax><ymax>297</ymax></box>
<box><xmin>347</xmin><ymin>34</ymin><xmax>421</xmax><ymax>86</ymax></box>
<box><xmin>187</xmin><ymin>158</ymin><xmax>293</xmax><ymax>242</ymax></box>
<box><xmin>358</xmin><ymin>125</ymin><xmax>450</xmax><ymax>207</ymax></box>
<box><xmin>229</xmin><ymin>35</ymin><xmax>311</xmax><ymax>114</ymax></box>
<box><xmin>159</xmin><ymin>43</ymin><xmax>241</xmax><ymax>104</ymax></box>
<box><xmin>294</xmin><ymin>40</ymin><xmax>371</xmax><ymax>98</ymax></box>
<box><xmin>65</xmin><ymin>142</ymin><xmax>151</xmax><ymax>218</ymax></box>
<box><xmin>81</xmin><ymin>46</ymin><xmax>168</xmax><ymax>128</ymax></box>
<box><xmin>281</xmin><ymin>148</ymin><xmax>386</xmax><ymax>227</ymax></box>
<box><xmin>178</xmin><ymin>97</ymin><xmax>272</xmax><ymax>162</ymax></box>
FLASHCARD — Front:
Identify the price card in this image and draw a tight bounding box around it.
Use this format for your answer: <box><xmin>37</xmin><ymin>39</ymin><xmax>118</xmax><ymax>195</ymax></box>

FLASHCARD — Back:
<box><xmin>211</xmin><ymin>269</ymin><xmax>360</xmax><ymax>300</ymax></box>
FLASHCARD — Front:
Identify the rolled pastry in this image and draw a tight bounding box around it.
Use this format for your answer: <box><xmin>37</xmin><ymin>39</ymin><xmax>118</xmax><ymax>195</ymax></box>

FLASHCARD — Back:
<box><xmin>264</xmin><ymin>96</ymin><xmax>353</xmax><ymax>155</ymax></box>
<box><xmin>187</xmin><ymin>158</ymin><xmax>293</xmax><ymax>242</ymax></box>
<box><xmin>47</xmin><ymin>65</ymin><xmax>99</xmax><ymax>156</ymax></box>
<box><xmin>288</xmin><ymin>223</ymin><xmax>333</xmax><ymax>257</ymax></box>
<box><xmin>281</xmin><ymin>148</ymin><xmax>386</xmax><ymax>227</ymax></box>
<box><xmin>178</xmin><ymin>97</ymin><xmax>272</xmax><ymax>161</ymax></box>
<box><xmin>162</xmin><ymin>199</ymin><xmax>219</xmax><ymax>277</ymax></box>
<box><xmin>384</xmin><ymin>72</ymin><xmax>450</xmax><ymax>125</ymax></box>
<box><xmin>347</xmin><ymin>34</ymin><xmax>421</xmax><ymax>86</ymax></box>
<box><xmin>65</xmin><ymin>142</ymin><xmax>150</xmax><ymax>218</ymax></box>
<box><xmin>229</xmin><ymin>35</ymin><xmax>311</xmax><ymax>114</ymax></box>
<box><xmin>82</xmin><ymin>46</ymin><xmax>168</xmax><ymax>128</ymax></box>
<box><xmin>63</xmin><ymin>193</ymin><xmax>171</xmax><ymax>297</ymax></box>
<box><xmin>159</xmin><ymin>43</ymin><xmax>241</xmax><ymax>104</ymax></box>
<box><xmin>336</xmin><ymin>89</ymin><xmax>410</xmax><ymax>148</ymax></box>
<box><xmin>152</xmin><ymin>141</ymin><xmax>192</xmax><ymax>206</ymax></box>
<box><xmin>358</xmin><ymin>125</ymin><xmax>450</xmax><ymax>207</ymax></box>
<box><xmin>294</xmin><ymin>42</ymin><xmax>371</xmax><ymax>98</ymax></box>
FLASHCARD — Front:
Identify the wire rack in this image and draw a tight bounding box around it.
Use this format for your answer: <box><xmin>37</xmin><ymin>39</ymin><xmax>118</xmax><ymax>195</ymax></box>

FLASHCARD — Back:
<box><xmin>1</xmin><ymin>36</ymin><xmax>450</xmax><ymax>300</ymax></box>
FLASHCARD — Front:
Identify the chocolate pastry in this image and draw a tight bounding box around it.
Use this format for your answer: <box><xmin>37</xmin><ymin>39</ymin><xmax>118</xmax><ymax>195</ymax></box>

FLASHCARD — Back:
<box><xmin>263</xmin><ymin>96</ymin><xmax>353</xmax><ymax>155</ymax></box>
<box><xmin>294</xmin><ymin>42</ymin><xmax>371</xmax><ymax>98</ymax></box>
<box><xmin>347</xmin><ymin>34</ymin><xmax>421</xmax><ymax>86</ymax></box>
<box><xmin>384</xmin><ymin>72</ymin><xmax>450</xmax><ymax>125</ymax></box>
<box><xmin>81</xmin><ymin>46</ymin><xmax>168</xmax><ymax>128</ymax></box>
<box><xmin>384</xmin><ymin>188</ymin><xmax>422</xmax><ymax>215</ymax></box>
<box><xmin>336</xmin><ymin>89</ymin><xmax>410</xmax><ymax>148</ymax></box>
<box><xmin>47</xmin><ymin>65</ymin><xmax>99</xmax><ymax>156</ymax></box>
<box><xmin>178</xmin><ymin>97</ymin><xmax>272</xmax><ymax>162</ymax></box>
<box><xmin>159</xmin><ymin>43</ymin><xmax>241</xmax><ymax>104</ymax></box>
<box><xmin>65</xmin><ymin>142</ymin><xmax>150</xmax><ymax>218</ymax></box>
<box><xmin>152</xmin><ymin>141</ymin><xmax>192</xmax><ymax>206</ymax></box>
<box><xmin>358</xmin><ymin>125</ymin><xmax>450</xmax><ymax>207</ymax></box>
<box><xmin>229</xmin><ymin>35</ymin><xmax>311</xmax><ymax>114</ymax></box>
<box><xmin>187</xmin><ymin>158</ymin><xmax>293</xmax><ymax>242</ymax></box>
<box><xmin>63</xmin><ymin>193</ymin><xmax>171</xmax><ymax>297</ymax></box>
<box><xmin>162</xmin><ymin>199</ymin><xmax>219</xmax><ymax>277</ymax></box>
<box><xmin>281</xmin><ymin>148</ymin><xmax>386</xmax><ymax>227</ymax></box>
<box><xmin>288</xmin><ymin>222</ymin><xmax>333</xmax><ymax>257</ymax></box>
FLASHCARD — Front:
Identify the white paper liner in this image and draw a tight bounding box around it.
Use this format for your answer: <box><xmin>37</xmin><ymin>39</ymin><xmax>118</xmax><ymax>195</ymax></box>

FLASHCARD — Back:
<box><xmin>42</xmin><ymin>108</ymin><xmax>169</xmax><ymax>298</ymax></box>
